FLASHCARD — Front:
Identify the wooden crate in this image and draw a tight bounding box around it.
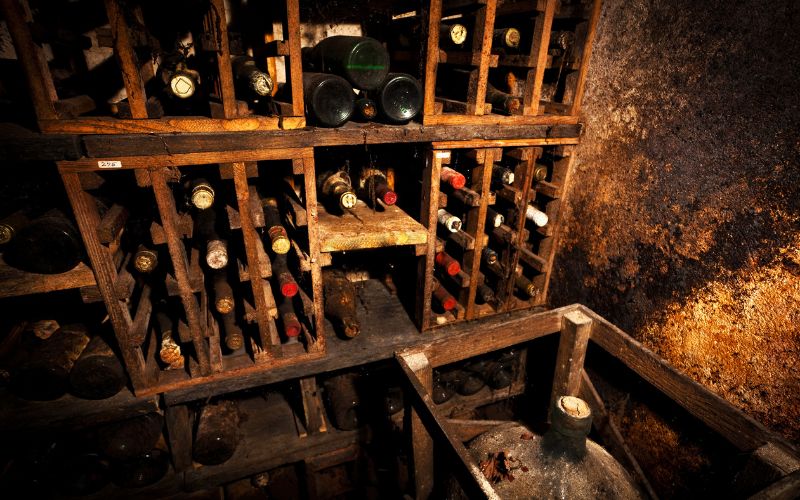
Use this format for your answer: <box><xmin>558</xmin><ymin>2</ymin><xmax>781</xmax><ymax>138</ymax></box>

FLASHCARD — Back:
<box><xmin>57</xmin><ymin>148</ymin><xmax>325</xmax><ymax>396</ymax></box>
<box><xmin>0</xmin><ymin>0</ymin><xmax>305</xmax><ymax>134</ymax></box>
<box><xmin>421</xmin><ymin>0</ymin><xmax>602</xmax><ymax>126</ymax></box>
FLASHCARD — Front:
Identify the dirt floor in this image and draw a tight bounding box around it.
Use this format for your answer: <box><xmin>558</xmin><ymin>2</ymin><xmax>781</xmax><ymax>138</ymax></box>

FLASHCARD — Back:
<box><xmin>550</xmin><ymin>0</ymin><xmax>800</xmax><ymax>491</ymax></box>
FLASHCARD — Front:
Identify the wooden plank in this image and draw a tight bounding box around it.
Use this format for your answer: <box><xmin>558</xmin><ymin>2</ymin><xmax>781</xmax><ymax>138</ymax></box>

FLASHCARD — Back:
<box><xmin>79</xmin><ymin>123</ymin><xmax>582</xmax><ymax>159</ymax></box>
<box><xmin>431</xmin><ymin>136</ymin><xmax>578</xmax><ymax>150</ymax></box>
<box><xmin>299</xmin><ymin>377</ymin><xmax>327</xmax><ymax>435</ymax></box>
<box><xmin>583</xmin><ymin>306</ymin><xmax>799</xmax><ymax>452</ymax></box>
<box><xmin>579</xmin><ymin>372</ymin><xmax>659</xmax><ymax>500</ymax></box>
<box><xmin>317</xmin><ymin>201</ymin><xmax>428</xmax><ymax>252</ymax></box>
<box><xmin>464</xmin><ymin>148</ymin><xmax>498</xmax><ymax>319</ymax></box>
<box><xmin>749</xmin><ymin>469</ymin><xmax>800</xmax><ymax>500</ymax></box>
<box><xmin>524</xmin><ymin>0</ymin><xmax>557</xmax><ymax>115</ymax></box>
<box><xmin>0</xmin><ymin>0</ymin><xmax>58</xmax><ymax>120</ymax></box>
<box><xmin>302</xmin><ymin>153</ymin><xmax>327</xmax><ymax>353</ymax></box>
<box><xmin>0</xmin><ymin>124</ymin><xmax>80</xmax><ymax>161</ymax></box>
<box><xmin>423</xmin><ymin>113</ymin><xmax>580</xmax><ymax>126</ymax></box>
<box><xmin>165</xmin><ymin>404</ymin><xmax>194</xmax><ymax>472</ymax></box>
<box><xmin>39</xmin><ymin>115</ymin><xmax>306</xmax><ymax>135</ymax></box>
<box><xmin>150</xmin><ymin>168</ymin><xmax>211</xmax><ymax>375</ymax></box>
<box><xmin>569</xmin><ymin>0</ymin><xmax>604</xmax><ymax>116</ymax></box>
<box><xmin>550</xmin><ymin>310</ymin><xmax>592</xmax><ymax>408</ymax></box>
<box><xmin>397</xmin><ymin>351</ymin><xmax>499</xmax><ymax>500</ymax></box>
<box><xmin>285</xmin><ymin>0</ymin><xmax>305</xmax><ymax>116</ymax></box>
<box><xmin>404</xmin><ymin>352</ymin><xmax>434</xmax><ymax>500</ymax></box>
<box><xmin>446</xmin><ymin>419</ymin><xmax>509</xmax><ymax>442</ymax></box>
<box><xmin>422</xmin><ymin>0</ymin><xmax>443</xmax><ymax>117</ymax></box>
<box><xmin>208</xmin><ymin>0</ymin><xmax>237</xmax><ymax>118</ymax></box>
<box><xmin>97</xmin><ymin>203</ymin><xmax>129</xmax><ymax>245</ymax></box>
<box><xmin>0</xmin><ymin>257</ymin><xmax>96</xmax><ymax>299</ymax></box>
<box><xmin>103</xmin><ymin>0</ymin><xmax>148</xmax><ymax>119</ymax></box>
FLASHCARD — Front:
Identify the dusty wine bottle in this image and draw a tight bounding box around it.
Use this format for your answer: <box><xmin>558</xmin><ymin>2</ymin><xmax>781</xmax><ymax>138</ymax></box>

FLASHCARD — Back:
<box><xmin>111</xmin><ymin>449</ymin><xmax>169</xmax><ymax>489</ymax></box>
<box><xmin>481</xmin><ymin>247</ymin><xmax>498</xmax><ymax>265</ymax></box>
<box><xmin>55</xmin><ymin>451</ymin><xmax>110</xmax><ymax>496</ymax></box>
<box><xmin>156</xmin><ymin>310</ymin><xmax>183</xmax><ymax>370</ymax></box>
<box><xmin>232</xmin><ymin>55</ymin><xmax>273</xmax><ymax>98</ymax></box>
<box><xmin>515</xmin><ymin>274</ymin><xmax>537</xmax><ymax>298</ymax></box>
<box><xmin>384</xmin><ymin>386</ymin><xmax>404</xmax><ymax>415</ymax></box>
<box><xmin>0</xmin><ymin>209</ymin><xmax>28</xmax><ymax>245</ymax></box>
<box><xmin>133</xmin><ymin>244</ymin><xmax>158</xmax><ymax>274</ymax></box>
<box><xmin>357</xmin><ymin>168</ymin><xmax>397</xmax><ymax>206</ymax></box>
<box><xmin>193</xmin><ymin>400</ymin><xmax>241</xmax><ymax>466</ymax></box>
<box><xmin>323</xmin><ymin>269</ymin><xmax>360</xmax><ymax>339</ymax></box>
<box><xmin>303</xmin><ymin>72</ymin><xmax>355</xmax><ymax>127</ymax></box>
<box><xmin>188</xmin><ymin>178</ymin><xmax>215</xmax><ymax>210</ymax></box>
<box><xmin>279</xmin><ymin>296</ymin><xmax>302</xmax><ymax>339</ymax></box>
<box><xmin>354</xmin><ymin>96</ymin><xmax>378</xmax><ymax>121</ymax></box>
<box><xmin>493</xmin><ymin>27</ymin><xmax>521</xmax><ymax>49</ymax></box>
<box><xmin>319</xmin><ymin>170</ymin><xmax>358</xmax><ymax>211</ymax></box>
<box><xmin>221</xmin><ymin>312</ymin><xmax>244</xmax><ymax>351</ymax></box>
<box><xmin>273</xmin><ymin>253</ymin><xmax>299</xmax><ymax>298</ymax></box>
<box><xmin>485</xmin><ymin>84</ymin><xmax>522</xmax><ymax>114</ymax></box>
<box><xmin>432</xmin><ymin>371</ymin><xmax>455</xmax><ymax>404</ymax></box>
<box><xmin>374</xmin><ymin>73</ymin><xmax>423</xmax><ymax>123</ymax></box>
<box><xmin>437</xmin><ymin>208</ymin><xmax>462</xmax><ymax>233</ymax></box>
<box><xmin>325</xmin><ymin>373</ymin><xmax>361</xmax><ymax>431</ymax></box>
<box><xmin>97</xmin><ymin>412</ymin><xmax>164</xmax><ymax>461</ymax></box>
<box><xmin>213</xmin><ymin>271</ymin><xmax>234</xmax><ymax>315</ymax></box>
<box><xmin>533</xmin><ymin>162</ymin><xmax>549</xmax><ymax>182</ymax></box>
<box><xmin>477</xmin><ymin>283</ymin><xmax>496</xmax><ymax>304</ymax></box>
<box><xmin>492</xmin><ymin>164</ymin><xmax>515</xmax><ymax>185</ymax></box>
<box><xmin>486</xmin><ymin>207</ymin><xmax>505</xmax><ymax>228</ymax></box>
<box><xmin>440</xmin><ymin>166</ymin><xmax>466</xmax><ymax>190</ymax></box>
<box><xmin>3</xmin><ymin>210</ymin><xmax>84</xmax><ymax>274</ymax></box>
<box><xmin>440</xmin><ymin>23</ymin><xmax>468</xmax><ymax>47</ymax></box>
<box><xmin>69</xmin><ymin>335</ymin><xmax>126</xmax><ymax>400</ymax></box>
<box><xmin>195</xmin><ymin>207</ymin><xmax>229</xmax><ymax>269</ymax></box>
<box><xmin>432</xmin><ymin>280</ymin><xmax>457</xmax><ymax>312</ymax></box>
<box><xmin>435</xmin><ymin>251</ymin><xmax>461</xmax><ymax>276</ymax></box>
<box><xmin>525</xmin><ymin>204</ymin><xmax>549</xmax><ymax>227</ymax></box>
<box><xmin>11</xmin><ymin>324</ymin><xmax>90</xmax><ymax>400</ymax></box>
<box><xmin>262</xmin><ymin>197</ymin><xmax>291</xmax><ymax>254</ymax></box>
<box><xmin>549</xmin><ymin>30</ymin><xmax>575</xmax><ymax>56</ymax></box>
<box><xmin>308</xmin><ymin>36</ymin><xmax>389</xmax><ymax>90</ymax></box>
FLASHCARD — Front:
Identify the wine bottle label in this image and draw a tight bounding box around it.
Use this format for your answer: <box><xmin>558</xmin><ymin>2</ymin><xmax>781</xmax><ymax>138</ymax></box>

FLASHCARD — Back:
<box><xmin>169</xmin><ymin>71</ymin><xmax>196</xmax><ymax>99</ymax></box>
<box><xmin>206</xmin><ymin>239</ymin><xmax>229</xmax><ymax>269</ymax></box>
<box><xmin>440</xmin><ymin>167</ymin><xmax>466</xmax><ymax>190</ymax></box>
<box><xmin>134</xmin><ymin>247</ymin><xmax>158</xmax><ymax>273</ymax></box>
<box><xmin>191</xmin><ymin>183</ymin><xmax>215</xmax><ymax>210</ymax></box>
<box><xmin>267</xmin><ymin>225</ymin><xmax>291</xmax><ymax>254</ymax></box>
<box><xmin>338</xmin><ymin>190</ymin><xmax>357</xmax><ymax>209</ymax></box>
<box><xmin>0</xmin><ymin>223</ymin><xmax>14</xmax><ymax>244</ymax></box>
<box><xmin>443</xmin><ymin>23</ymin><xmax>468</xmax><ymax>45</ymax></box>
<box><xmin>437</xmin><ymin>209</ymin><xmax>462</xmax><ymax>232</ymax></box>
<box><xmin>525</xmin><ymin>205</ymin><xmax>549</xmax><ymax>227</ymax></box>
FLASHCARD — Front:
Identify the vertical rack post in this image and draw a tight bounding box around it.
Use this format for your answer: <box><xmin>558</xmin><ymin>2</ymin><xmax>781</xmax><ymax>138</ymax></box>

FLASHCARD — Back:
<box><xmin>301</xmin><ymin>151</ymin><xmax>326</xmax><ymax>352</ymax></box>
<box><xmin>417</xmin><ymin>149</ymin><xmax>447</xmax><ymax>330</ymax></box>
<box><xmin>569</xmin><ymin>0</ymin><xmax>604</xmax><ymax>117</ymax></box>
<box><xmin>465</xmin><ymin>0</ymin><xmax>498</xmax><ymax>116</ymax></box>
<box><xmin>207</xmin><ymin>0</ymin><xmax>238</xmax><ymax>118</ymax></box>
<box><xmin>284</xmin><ymin>0</ymin><xmax>305</xmax><ymax>117</ymax></box>
<box><xmin>503</xmin><ymin>147</ymin><xmax>538</xmax><ymax>310</ymax></box>
<box><xmin>522</xmin><ymin>0</ymin><xmax>557</xmax><ymax>115</ymax></box>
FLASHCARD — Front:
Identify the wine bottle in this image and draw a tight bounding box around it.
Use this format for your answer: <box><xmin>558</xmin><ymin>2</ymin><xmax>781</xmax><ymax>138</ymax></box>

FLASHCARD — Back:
<box><xmin>3</xmin><ymin>210</ymin><xmax>84</xmax><ymax>274</ymax></box>
<box><xmin>440</xmin><ymin>166</ymin><xmax>466</xmax><ymax>190</ymax></box>
<box><xmin>156</xmin><ymin>310</ymin><xmax>183</xmax><ymax>370</ymax></box>
<box><xmin>133</xmin><ymin>244</ymin><xmax>159</xmax><ymax>274</ymax></box>
<box><xmin>69</xmin><ymin>335</ymin><xmax>126</xmax><ymax>400</ymax></box>
<box><xmin>262</xmin><ymin>197</ymin><xmax>291</xmax><ymax>254</ymax></box>
<box><xmin>493</xmin><ymin>28</ymin><xmax>521</xmax><ymax>50</ymax></box>
<box><xmin>325</xmin><ymin>373</ymin><xmax>361</xmax><ymax>431</ymax></box>
<box><xmin>354</xmin><ymin>96</ymin><xmax>378</xmax><ymax>121</ymax></box>
<box><xmin>533</xmin><ymin>162</ymin><xmax>548</xmax><ymax>182</ymax></box>
<box><xmin>279</xmin><ymin>296</ymin><xmax>302</xmax><ymax>339</ymax></box>
<box><xmin>195</xmin><ymin>207</ymin><xmax>229</xmax><ymax>269</ymax></box>
<box><xmin>110</xmin><ymin>449</ymin><xmax>168</xmax><ymax>489</ymax></box>
<box><xmin>432</xmin><ymin>370</ymin><xmax>455</xmax><ymax>404</ymax></box>
<box><xmin>221</xmin><ymin>312</ymin><xmax>244</xmax><ymax>351</ymax></box>
<box><xmin>189</xmin><ymin>178</ymin><xmax>215</xmax><ymax>210</ymax></box>
<box><xmin>308</xmin><ymin>36</ymin><xmax>390</xmax><ymax>90</ymax></box>
<box><xmin>476</xmin><ymin>283</ymin><xmax>496</xmax><ymax>304</ymax></box>
<box><xmin>440</xmin><ymin>366</ymin><xmax>484</xmax><ymax>396</ymax></box>
<box><xmin>357</xmin><ymin>167</ymin><xmax>397</xmax><ymax>206</ymax></box>
<box><xmin>481</xmin><ymin>247</ymin><xmax>498</xmax><ymax>265</ymax></box>
<box><xmin>384</xmin><ymin>386</ymin><xmax>404</xmax><ymax>415</ymax></box>
<box><xmin>0</xmin><ymin>209</ymin><xmax>29</xmax><ymax>245</ymax></box>
<box><xmin>440</xmin><ymin>23</ymin><xmax>468</xmax><ymax>47</ymax></box>
<box><xmin>193</xmin><ymin>400</ymin><xmax>241</xmax><ymax>466</ymax></box>
<box><xmin>55</xmin><ymin>451</ymin><xmax>110</xmax><ymax>496</ymax></box>
<box><xmin>213</xmin><ymin>271</ymin><xmax>234</xmax><ymax>315</ymax></box>
<box><xmin>97</xmin><ymin>412</ymin><xmax>164</xmax><ymax>461</ymax></box>
<box><xmin>437</xmin><ymin>208</ymin><xmax>462</xmax><ymax>233</ymax></box>
<box><xmin>486</xmin><ymin>207</ymin><xmax>504</xmax><ymax>228</ymax></box>
<box><xmin>435</xmin><ymin>251</ymin><xmax>461</xmax><ymax>276</ymax></box>
<box><xmin>303</xmin><ymin>72</ymin><xmax>355</xmax><ymax>127</ymax></box>
<box><xmin>323</xmin><ymin>269</ymin><xmax>360</xmax><ymax>339</ymax></box>
<box><xmin>549</xmin><ymin>31</ymin><xmax>575</xmax><ymax>56</ymax></box>
<box><xmin>232</xmin><ymin>55</ymin><xmax>273</xmax><ymax>98</ymax></box>
<box><xmin>432</xmin><ymin>280</ymin><xmax>457</xmax><ymax>312</ymax></box>
<box><xmin>492</xmin><ymin>164</ymin><xmax>515</xmax><ymax>185</ymax></box>
<box><xmin>515</xmin><ymin>274</ymin><xmax>537</xmax><ymax>298</ymax></box>
<box><xmin>11</xmin><ymin>324</ymin><xmax>90</xmax><ymax>400</ymax></box>
<box><xmin>318</xmin><ymin>170</ymin><xmax>358</xmax><ymax>211</ymax></box>
<box><xmin>164</xmin><ymin>61</ymin><xmax>199</xmax><ymax>100</ymax></box>
<box><xmin>272</xmin><ymin>253</ymin><xmax>298</xmax><ymax>298</ymax></box>
<box><xmin>525</xmin><ymin>204</ymin><xmax>549</xmax><ymax>227</ymax></box>
<box><xmin>374</xmin><ymin>73</ymin><xmax>423</xmax><ymax>123</ymax></box>
<box><xmin>485</xmin><ymin>84</ymin><xmax>521</xmax><ymax>114</ymax></box>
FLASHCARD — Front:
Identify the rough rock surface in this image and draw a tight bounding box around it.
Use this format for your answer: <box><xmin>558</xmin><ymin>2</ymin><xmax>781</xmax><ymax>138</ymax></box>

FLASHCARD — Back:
<box><xmin>550</xmin><ymin>0</ymin><xmax>800</xmax><ymax>490</ymax></box>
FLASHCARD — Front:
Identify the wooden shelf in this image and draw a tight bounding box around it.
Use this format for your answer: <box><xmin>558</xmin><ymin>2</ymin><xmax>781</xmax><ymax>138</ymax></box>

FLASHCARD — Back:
<box><xmin>0</xmin><ymin>387</ymin><xmax>159</xmax><ymax>433</ymax></box>
<box><xmin>183</xmin><ymin>392</ymin><xmax>358</xmax><ymax>491</ymax></box>
<box><xmin>0</xmin><ymin>256</ymin><xmax>95</xmax><ymax>299</ymax></box>
<box><xmin>318</xmin><ymin>201</ymin><xmax>428</xmax><ymax>253</ymax></box>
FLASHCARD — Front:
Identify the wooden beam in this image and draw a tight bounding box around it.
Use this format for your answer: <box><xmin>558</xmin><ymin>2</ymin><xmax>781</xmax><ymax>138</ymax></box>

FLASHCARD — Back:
<box><xmin>299</xmin><ymin>377</ymin><xmax>327</xmax><ymax>435</ymax></box>
<box><xmin>550</xmin><ymin>309</ymin><xmax>592</xmax><ymax>408</ymax></box>
<box><xmin>417</xmin><ymin>149</ymin><xmax>446</xmax><ymax>329</ymax></box>
<box><xmin>446</xmin><ymin>419</ymin><xmax>509</xmax><ymax>442</ymax></box>
<box><xmin>749</xmin><ymin>469</ymin><xmax>800</xmax><ymax>500</ymax></box>
<box><xmin>404</xmin><ymin>352</ymin><xmax>434</xmax><ymax>500</ymax></box>
<box><xmin>164</xmin><ymin>404</ymin><xmax>194</xmax><ymax>472</ymax></box>
<box><xmin>58</xmin><ymin>148</ymin><xmax>311</xmax><ymax>171</ymax></box>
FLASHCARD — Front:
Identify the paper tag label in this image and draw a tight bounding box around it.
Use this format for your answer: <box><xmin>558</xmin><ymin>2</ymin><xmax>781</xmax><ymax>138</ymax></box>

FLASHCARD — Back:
<box><xmin>435</xmin><ymin>152</ymin><xmax>451</xmax><ymax>159</ymax></box>
<box><xmin>98</xmin><ymin>160</ymin><xmax>122</xmax><ymax>169</ymax></box>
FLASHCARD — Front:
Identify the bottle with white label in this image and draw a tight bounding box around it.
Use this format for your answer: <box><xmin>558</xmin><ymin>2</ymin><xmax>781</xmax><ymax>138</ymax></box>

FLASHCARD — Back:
<box><xmin>437</xmin><ymin>209</ymin><xmax>462</xmax><ymax>233</ymax></box>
